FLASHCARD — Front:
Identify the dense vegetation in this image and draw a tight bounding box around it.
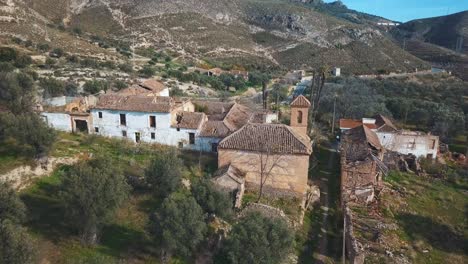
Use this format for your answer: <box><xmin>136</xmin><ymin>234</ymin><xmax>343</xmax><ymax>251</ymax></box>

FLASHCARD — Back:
<box><xmin>318</xmin><ymin>75</ymin><xmax>467</xmax><ymax>141</ymax></box>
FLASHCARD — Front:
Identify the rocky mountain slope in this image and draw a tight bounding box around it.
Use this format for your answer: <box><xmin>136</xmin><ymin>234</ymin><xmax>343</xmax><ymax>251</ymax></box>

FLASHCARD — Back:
<box><xmin>393</xmin><ymin>11</ymin><xmax>468</xmax><ymax>54</ymax></box>
<box><xmin>1</xmin><ymin>0</ymin><xmax>430</xmax><ymax>74</ymax></box>
<box><xmin>391</xmin><ymin>11</ymin><xmax>468</xmax><ymax>80</ymax></box>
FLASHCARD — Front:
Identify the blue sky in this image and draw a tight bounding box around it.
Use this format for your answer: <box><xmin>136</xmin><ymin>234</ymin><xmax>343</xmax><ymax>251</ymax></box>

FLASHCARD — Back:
<box><xmin>324</xmin><ymin>0</ymin><xmax>468</xmax><ymax>22</ymax></box>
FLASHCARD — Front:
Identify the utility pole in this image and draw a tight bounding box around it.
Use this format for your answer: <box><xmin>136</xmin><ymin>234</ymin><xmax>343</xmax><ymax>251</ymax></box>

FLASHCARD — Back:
<box><xmin>331</xmin><ymin>94</ymin><xmax>337</xmax><ymax>135</ymax></box>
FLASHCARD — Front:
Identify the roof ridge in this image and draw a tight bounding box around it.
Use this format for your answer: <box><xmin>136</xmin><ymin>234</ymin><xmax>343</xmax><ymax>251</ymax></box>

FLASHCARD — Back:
<box><xmin>284</xmin><ymin>125</ymin><xmax>312</xmax><ymax>152</ymax></box>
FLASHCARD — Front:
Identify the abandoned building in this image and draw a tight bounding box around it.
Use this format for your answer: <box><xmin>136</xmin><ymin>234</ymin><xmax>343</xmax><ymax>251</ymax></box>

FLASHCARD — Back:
<box><xmin>340</xmin><ymin>125</ymin><xmax>386</xmax><ymax>204</ymax></box>
<box><xmin>215</xmin><ymin>95</ymin><xmax>313</xmax><ymax>197</ymax></box>
<box><xmin>340</xmin><ymin>115</ymin><xmax>439</xmax><ymax>159</ymax></box>
<box><xmin>41</xmin><ymin>96</ymin><xmax>97</xmax><ymax>134</ymax></box>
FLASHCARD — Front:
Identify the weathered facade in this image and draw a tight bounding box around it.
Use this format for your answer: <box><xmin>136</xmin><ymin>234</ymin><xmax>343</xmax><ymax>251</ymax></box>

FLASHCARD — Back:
<box><xmin>340</xmin><ymin>125</ymin><xmax>385</xmax><ymax>204</ymax></box>
<box><xmin>216</xmin><ymin>95</ymin><xmax>314</xmax><ymax>197</ymax></box>
<box><xmin>340</xmin><ymin>115</ymin><xmax>439</xmax><ymax>159</ymax></box>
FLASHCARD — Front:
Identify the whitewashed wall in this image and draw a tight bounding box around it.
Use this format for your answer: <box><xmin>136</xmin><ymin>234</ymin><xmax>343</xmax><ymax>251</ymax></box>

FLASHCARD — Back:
<box><xmin>160</xmin><ymin>88</ymin><xmax>170</xmax><ymax>97</ymax></box>
<box><xmin>91</xmin><ymin>109</ymin><xmax>201</xmax><ymax>149</ymax></box>
<box><xmin>42</xmin><ymin>113</ymin><xmax>72</xmax><ymax>132</ymax></box>
<box><xmin>197</xmin><ymin>137</ymin><xmax>222</xmax><ymax>152</ymax></box>
<box><xmin>377</xmin><ymin>132</ymin><xmax>438</xmax><ymax>159</ymax></box>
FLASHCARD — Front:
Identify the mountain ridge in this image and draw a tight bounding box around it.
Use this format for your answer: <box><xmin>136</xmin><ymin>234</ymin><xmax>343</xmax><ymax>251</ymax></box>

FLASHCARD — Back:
<box><xmin>1</xmin><ymin>0</ymin><xmax>431</xmax><ymax>74</ymax></box>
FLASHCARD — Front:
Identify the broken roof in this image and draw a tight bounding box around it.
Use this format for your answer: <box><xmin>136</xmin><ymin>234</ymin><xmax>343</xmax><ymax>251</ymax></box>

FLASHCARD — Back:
<box><xmin>139</xmin><ymin>79</ymin><xmax>166</xmax><ymax>93</ymax></box>
<box><xmin>172</xmin><ymin>112</ymin><xmax>206</xmax><ymax>130</ymax></box>
<box><xmin>200</xmin><ymin>120</ymin><xmax>231</xmax><ymax>138</ymax></box>
<box><xmin>219</xmin><ymin>123</ymin><xmax>312</xmax><ymax>155</ymax></box>
<box><xmin>339</xmin><ymin>119</ymin><xmax>377</xmax><ymax>130</ymax></box>
<box><xmin>343</xmin><ymin>125</ymin><xmax>382</xmax><ymax>161</ymax></box>
<box><xmin>193</xmin><ymin>100</ymin><xmax>235</xmax><ymax>119</ymax></box>
<box><xmin>291</xmin><ymin>95</ymin><xmax>311</xmax><ymax>107</ymax></box>
<box><xmin>373</xmin><ymin>114</ymin><xmax>398</xmax><ymax>132</ymax></box>
<box><xmin>93</xmin><ymin>94</ymin><xmax>173</xmax><ymax>113</ymax></box>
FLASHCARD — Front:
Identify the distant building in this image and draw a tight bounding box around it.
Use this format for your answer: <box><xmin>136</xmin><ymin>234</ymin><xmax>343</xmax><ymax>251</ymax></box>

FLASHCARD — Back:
<box><xmin>377</xmin><ymin>22</ymin><xmax>400</xmax><ymax>27</ymax></box>
<box><xmin>339</xmin><ymin>115</ymin><xmax>439</xmax><ymax>159</ymax></box>
<box><xmin>207</xmin><ymin>68</ymin><xmax>224</xmax><ymax>77</ymax></box>
<box><xmin>332</xmin><ymin>67</ymin><xmax>341</xmax><ymax>77</ymax></box>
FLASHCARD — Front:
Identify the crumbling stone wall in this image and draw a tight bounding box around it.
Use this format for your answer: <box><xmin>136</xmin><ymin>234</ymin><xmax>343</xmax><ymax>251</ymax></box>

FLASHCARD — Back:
<box><xmin>344</xmin><ymin>206</ymin><xmax>366</xmax><ymax>264</ymax></box>
<box><xmin>341</xmin><ymin>159</ymin><xmax>380</xmax><ymax>203</ymax></box>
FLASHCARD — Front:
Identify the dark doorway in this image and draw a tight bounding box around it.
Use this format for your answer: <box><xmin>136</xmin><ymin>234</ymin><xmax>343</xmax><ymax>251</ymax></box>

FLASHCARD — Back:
<box><xmin>75</xmin><ymin>120</ymin><xmax>88</xmax><ymax>133</ymax></box>
<box><xmin>211</xmin><ymin>143</ymin><xmax>218</xmax><ymax>153</ymax></box>
<box><xmin>135</xmin><ymin>132</ymin><xmax>141</xmax><ymax>143</ymax></box>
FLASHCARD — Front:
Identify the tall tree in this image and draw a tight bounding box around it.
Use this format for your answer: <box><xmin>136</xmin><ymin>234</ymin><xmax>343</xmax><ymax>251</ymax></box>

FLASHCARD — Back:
<box><xmin>216</xmin><ymin>212</ymin><xmax>294</xmax><ymax>264</ymax></box>
<box><xmin>145</xmin><ymin>149</ymin><xmax>183</xmax><ymax>199</ymax></box>
<box><xmin>191</xmin><ymin>178</ymin><xmax>233</xmax><ymax>219</ymax></box>
<box><xmin>0</xmin><ymin>183</ymin><xmax>35</xmax><ymax>264</ymax></box>
<box><xmin>0</xmin><ymin>182</ymin><xmax>26</xmax><ymax>223</ymax></box>
<box><xmin>0</xmin><ymin>113</ymin><xmax>56</xmax><ymax>157</ymax></box>
<box><xmin>151</xmin><ymin>193</ymin><xmax>207</xmax><ymax>262</ymax></box>
<box><xmin>0</xmin><ymin>220</ymin><xmax>36</xmax><ymax>264</ymax></box>
<box><xmin>60</xmin><ymin>156</ymin><xmax>130</xmax><ymax>245</ymax></box>
<box><xmin>0</xmin><ymin>72</ymin><xmax>35</xmax><ymax>114</ymax></box>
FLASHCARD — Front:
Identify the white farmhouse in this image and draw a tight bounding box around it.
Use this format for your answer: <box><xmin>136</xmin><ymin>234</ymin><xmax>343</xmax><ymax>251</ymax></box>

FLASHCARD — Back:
<box><xmin>91</xmin><ymin>94</ymin><xmax>207</xmax><ymax>150</ymax></box>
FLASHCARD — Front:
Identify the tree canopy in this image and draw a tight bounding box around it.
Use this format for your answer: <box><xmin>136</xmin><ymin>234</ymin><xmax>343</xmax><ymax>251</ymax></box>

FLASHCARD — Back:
<box><xmin>0</xmin><ymin>112</ymin><xmax>56</xmax><ymax>157</ymax></box>
<box><xmin>191</xmin><ymin>178</ymin><xmax>233</xmax><ymax>219</ymax></box>
<box><xmin>0</xmin><ymin>182</ymin><xmax>26</xmax><ymax>223</ymax></box>
<box><xmin>151</xmin><ymin>193</ymin><xmax>207</xmax><ymax>259</ymax></box>
<box><xmin>0</xmin><ymin>72</ymin><xmax>35</xmax><ymax>114</ymax></box>
<box><xmin>216</xmin><ymin>212</ymin><xmax>294</xmax><ymax>264</ymax></box>
<box><xmin>59</xmin><ymin>156</ymin><xmax>130</xmax><ymax>244</ymax></box>
<box><xmin>0</xmin><ymin>183</ymin><xmax>35</xmax><ymax>264</ymax></box>
<box><xmin>145</xmin><ymin>149</ymin><xmax>183</xmax><ymax>199</ymax></box>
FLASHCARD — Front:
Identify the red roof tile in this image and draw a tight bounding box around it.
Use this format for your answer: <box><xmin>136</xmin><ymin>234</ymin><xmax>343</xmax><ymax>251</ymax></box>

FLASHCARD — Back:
<box><xmin>291</xmin><ymin>95</ymin><xmax>311</xmax><ymax>107</ymax></box>
<box><xmin>219</xmin><ymin>123</ymin><xmax>312</xmax><ymax>155</ymax></box>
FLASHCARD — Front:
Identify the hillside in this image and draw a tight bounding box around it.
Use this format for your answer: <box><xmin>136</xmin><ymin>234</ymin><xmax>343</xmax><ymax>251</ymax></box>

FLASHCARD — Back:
<box><xmin>394</xmin><ymin>11</ymin><xmax>468</xmax><ymax>54</ymax></box>
<box><xmin>391</xmin><ymin>11</ymin><xmax>468</xmax><ymax>80</ymax></box>
<box><xmin>0</xmin><ymin>0</ymin><xmax>429</xmax><ymax>74</ymax></box>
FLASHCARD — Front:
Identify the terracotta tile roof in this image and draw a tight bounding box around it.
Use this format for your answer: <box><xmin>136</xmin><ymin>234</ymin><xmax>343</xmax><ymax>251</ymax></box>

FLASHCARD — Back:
<box><xmin>223</xmin><ymin>103</ymin><xmax>252</xmax><ymax>131</ymax></box>
<box><xmin>339</xmin><ymin>119</ymin><xmax>377</xmax><ymax>130</ymax></box>
<box><xmin>208</xmin><ymin>68</ymin><xmax>224</xmax><ymax>75</ymax></box>
<box><xmin>219</xmin><ymin>123</ymin><xmax>312</xmax><ymax>155</ymax></box>
<box><xmin>117</xmin><ymin>84</ymin><xmax>152</xmax><ymax>96</ymax></box>
<box><xmin>342</xmin><ymin>125</ymin><xmax>383</xmax><ymax>162</ymax></box>
<box><xmin>93</xmin><ymin>94</ymin><xmax>173</xmax><ymax>113</ymax></box>
<box><xmin>172</xmin><ymin>112</ymin><xmax>206</xmax><ymax>130</ymax></box>
<box><xmin>344</xmin><ymin>125</ymin><xmax>382</xmax><ymax>150</ymax></box>
<box><xmin>373</xmin><ymin>114</ymin><xmax>398</xmax><ymax>132</ymax></box>
<box><xmin>193</xmin><ymin>100</ymin><xmax>234</xmax><ymax>119</ymax></box>
<box><xmin>291</xmin><ymin>95</ymin><xmax>311</xmax><ymax>107</ymax></box>
<box><xmin>139</xmin><ymin>79</ymin><xmax>166</xmax><ymax>93</ymax></box>
<box><xmin>200</xmin><ymin>121</ymin><xmax>231</xmax><ymax>137</ymax></box>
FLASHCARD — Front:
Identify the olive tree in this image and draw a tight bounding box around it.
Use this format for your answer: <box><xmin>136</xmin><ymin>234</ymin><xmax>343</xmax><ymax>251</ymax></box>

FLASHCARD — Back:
<box><xmin>0</xmin><ymin>183</ymin><xmax>35</xmax><ymax>264</ymax></box>
<box><xmin>191</xmin><ymin>178</ymin><xmax>233</xmax><ymax>219</ymax></box>
<box><xmin>0</xmin><ymin>182</ymin><xmax>26</xmax><ymax>223</ymax></box>
<box><xmin>60</xmin><ymin>156</ymin><xmax>130</xmax><ymax>245</ymax></box>
<box><xmin>0</xmin><ymin>220</ymin><xmax>35</xmax><ymax>264</ymax></box>
<box><xmin>0</xmin><ymin>72</ymin><xmax>35</xmax><ymax>114</ymax></box>
<box><xmin>216</xmin><ymin>212</ymin><xmax>294</xmax><ymax>264</ymax></box>
<box><xmin>145</xmin><ymin>149</ymin><xmax>183</xmax><ymax>199</ymax></box>
<box><xmin>151</xmin><ymin>193</ymin><xmax>207</xmax><ymax>262</ymax></box>
<box><xmin>0</xmin><ymin>113</ymin><xmax>56</xmax><ymax>157</ymax></box>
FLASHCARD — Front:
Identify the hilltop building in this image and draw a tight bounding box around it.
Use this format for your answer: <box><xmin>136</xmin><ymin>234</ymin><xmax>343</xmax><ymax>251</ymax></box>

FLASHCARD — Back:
<box><xmin>339</xmin><ymin>115</ymin><xmax>439</xmax><ymax>159</ymax></box>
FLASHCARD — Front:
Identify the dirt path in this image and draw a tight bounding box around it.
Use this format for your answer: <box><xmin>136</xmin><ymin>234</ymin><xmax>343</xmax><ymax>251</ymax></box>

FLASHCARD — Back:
<box><xmin>314</xmin><ymin>145</ymin><xmax>339</xmax><ymax>264</ymax></box>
